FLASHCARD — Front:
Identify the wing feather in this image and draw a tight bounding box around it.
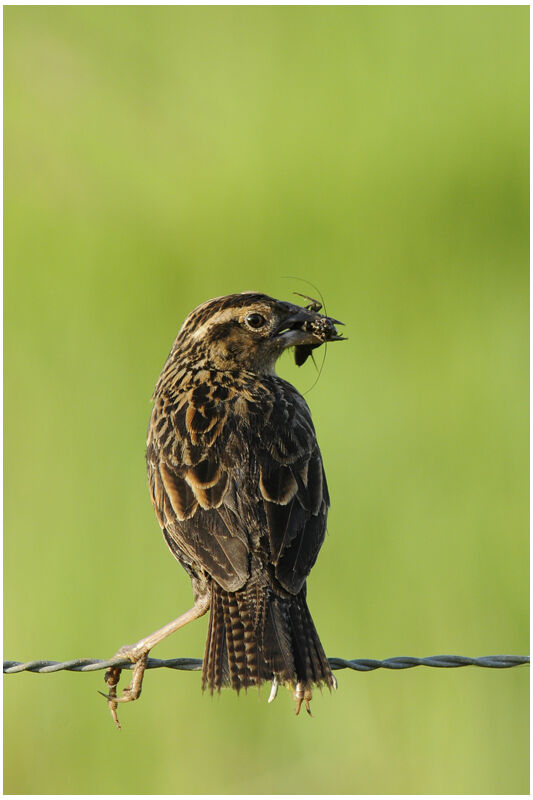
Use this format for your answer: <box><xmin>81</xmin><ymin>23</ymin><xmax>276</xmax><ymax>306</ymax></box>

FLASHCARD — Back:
<box><xmin>258</xmin><ymin>383</ymin><xmax>329</xmax><ymax>593</ymax></box>
<box><xmin>147</xmin><ymin>376</ymin><xmax>329</xmax><ymax>596</ymax></box>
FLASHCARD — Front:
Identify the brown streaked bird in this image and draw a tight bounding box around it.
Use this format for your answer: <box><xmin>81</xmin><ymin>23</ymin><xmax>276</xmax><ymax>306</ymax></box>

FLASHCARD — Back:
<box><xmin>103</xmin><ymin>292</ymin><xmax>345</xmax><ymax>727</ymax></box>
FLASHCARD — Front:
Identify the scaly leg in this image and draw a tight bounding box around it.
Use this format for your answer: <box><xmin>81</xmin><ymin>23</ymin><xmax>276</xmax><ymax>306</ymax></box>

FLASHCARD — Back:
<box><xmin>102</xmin><ymin>593</ymin><xmax>210</xmax><ymax>728</ymax></box>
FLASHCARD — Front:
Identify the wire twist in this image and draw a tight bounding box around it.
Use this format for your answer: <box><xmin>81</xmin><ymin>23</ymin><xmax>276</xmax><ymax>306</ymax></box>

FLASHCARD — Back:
<box><xmin>3</xmin><ymin>654</ymin><xmax>529</xmax><ymax>675</ymax></box>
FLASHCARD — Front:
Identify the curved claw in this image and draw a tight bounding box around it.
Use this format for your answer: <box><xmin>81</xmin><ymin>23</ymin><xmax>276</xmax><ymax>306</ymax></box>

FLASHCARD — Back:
<box><xmin>98</xmin><ymin>690</ymin><xmax>115</xmax><ymax>702</ymax></box>
<box><xmin>294</xmin><ymin>682</ymin><xmax>313</xmax><ymax>716</ymax></box>
<box><xmin>99</xmin><ymin>688</ymin><xmax>121</xmax><ymax>730</ymax></box>
<box><xmin>98</xmin><ymin>687</ymin><xmax>138</xmax><ymax>705</ymax></box>
<box><xmin>102</xmin><ymin>650</ymin><xmax>149</xmax><ymax>729</ymax></box>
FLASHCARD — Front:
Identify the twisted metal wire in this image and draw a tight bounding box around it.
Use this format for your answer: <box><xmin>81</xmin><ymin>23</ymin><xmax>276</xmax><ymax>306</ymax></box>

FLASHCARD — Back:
<box><xmin>3</xmin><ymin>654</ymin><xmax>529</xmax><ymax>675</ymax></box>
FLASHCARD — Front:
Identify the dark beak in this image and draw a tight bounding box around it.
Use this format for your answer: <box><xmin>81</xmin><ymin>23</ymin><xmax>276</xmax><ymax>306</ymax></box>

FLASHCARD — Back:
<box><xmin>273</xmin><ymin>309</ymin><xmax>317</xmax><ymax>338</ymax></box>
<box><xmin>274</xmin><ymin>307</ymin><xmax>346</xmax><ymax>355</ymax></box>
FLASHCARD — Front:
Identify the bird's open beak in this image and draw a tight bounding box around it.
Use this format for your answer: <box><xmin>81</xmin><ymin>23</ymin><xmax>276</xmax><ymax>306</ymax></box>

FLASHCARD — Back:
<box><xmin>272</xmin><ymin>305</ymin><xmax>346</xmax><ymax>367</ymax></box>
<box><xmin>274</xmin><ymin>310</ymin><xmax>318</xmax><ymax>348</ymax></box>
<box><xmin>274</xmin><ymin>309</ymin><xmax>345</xmax><ymax>349</ymax></box>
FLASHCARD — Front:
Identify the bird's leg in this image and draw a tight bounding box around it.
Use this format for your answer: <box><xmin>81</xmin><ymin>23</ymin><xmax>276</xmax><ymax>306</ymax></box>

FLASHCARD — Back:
<box><xmin>294</xmin><ymin>681</ymin><xmax>313</xmax><ymax>716</ymax></box>
<box><xmin>102</xmin><ymin>593</ymin><xmax>210</xmax><ymax>728</ymax></box>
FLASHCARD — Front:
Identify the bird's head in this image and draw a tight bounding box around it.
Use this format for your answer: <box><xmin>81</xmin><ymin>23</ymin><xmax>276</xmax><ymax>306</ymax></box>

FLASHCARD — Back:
<box><xmin>172</xmin><ymin>292</ymin><xmax>345</xmax><ymax>373</ymax></box>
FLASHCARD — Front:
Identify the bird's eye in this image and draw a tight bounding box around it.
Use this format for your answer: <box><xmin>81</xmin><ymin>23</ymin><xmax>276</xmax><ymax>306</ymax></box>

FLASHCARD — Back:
<box><xmin>245</xmin><ymin>312</ymin><xmax>267</xmax><ymax>329</ymax></box>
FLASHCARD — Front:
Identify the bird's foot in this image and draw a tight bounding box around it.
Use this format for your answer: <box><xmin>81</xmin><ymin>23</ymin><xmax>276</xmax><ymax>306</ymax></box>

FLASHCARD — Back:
<box><xmin>294</xmin><ymin>682</ymin><xmax>313</xmax><ymax>716</ymax></box>
<box><xmin>101</xmin><ymin>645</ymin><xmax>149</xmax><ymax>729</ymax></box>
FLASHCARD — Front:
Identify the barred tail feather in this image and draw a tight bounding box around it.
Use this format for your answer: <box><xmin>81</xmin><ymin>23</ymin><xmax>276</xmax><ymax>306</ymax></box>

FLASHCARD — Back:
<box><xmin>202</xmin><ymin>583</ymin><xmax>333</xmax><ymax>694</ymax></box>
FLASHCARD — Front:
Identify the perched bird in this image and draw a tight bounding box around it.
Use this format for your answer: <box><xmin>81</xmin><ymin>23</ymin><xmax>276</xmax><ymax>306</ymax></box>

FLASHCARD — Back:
<box><xmin>104</xmin><ymin>292</ymin><xmax>345</xmax><ymax>727</ymax></box>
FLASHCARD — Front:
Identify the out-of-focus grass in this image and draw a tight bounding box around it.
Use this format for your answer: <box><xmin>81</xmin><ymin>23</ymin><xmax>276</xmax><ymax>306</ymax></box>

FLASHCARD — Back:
<box><xmin>4</xmin><ymin>6</ymin><xmax>529</xmax><ymax>795</ymax></box>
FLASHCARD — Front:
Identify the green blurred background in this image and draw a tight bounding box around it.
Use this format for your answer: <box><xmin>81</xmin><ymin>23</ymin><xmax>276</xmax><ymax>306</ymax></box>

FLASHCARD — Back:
<box><xmin>4</xmin><ymin>6</ymin><xmax>529</xmax><ymax>795</ymax></box>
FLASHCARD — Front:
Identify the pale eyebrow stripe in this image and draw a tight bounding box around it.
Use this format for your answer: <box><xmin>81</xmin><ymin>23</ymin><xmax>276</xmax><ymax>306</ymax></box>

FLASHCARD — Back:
<box><xmin>188</xmin><ymin>308</ymin><xmax>239</xmax><ymax>341</ymax></box>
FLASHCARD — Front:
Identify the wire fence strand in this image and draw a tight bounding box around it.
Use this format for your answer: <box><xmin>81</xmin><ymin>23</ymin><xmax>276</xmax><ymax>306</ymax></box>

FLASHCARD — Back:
<box><xmin>3</xmin><ymin>654</ymin><xmax>529</xmax><ymax>675</ymax></box>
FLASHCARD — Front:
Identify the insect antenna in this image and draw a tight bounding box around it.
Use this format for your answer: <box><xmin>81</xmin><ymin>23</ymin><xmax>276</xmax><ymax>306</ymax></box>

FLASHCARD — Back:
<box><xmin>281</xmin><ymin>275</ymin><xmax>329</xmax><ymax>395</ymax></box>
<box><xmin>301</xmin><ymin>342</ymin><xmax>328</xmax><ymax>397</ymax></box>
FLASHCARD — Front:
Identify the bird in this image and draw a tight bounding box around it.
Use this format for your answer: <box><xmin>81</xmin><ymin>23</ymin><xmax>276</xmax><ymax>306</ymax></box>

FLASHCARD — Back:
<box><xmin>103</xmin><ymin>291</ymin><xmax>345</xmax><ymax>727</ymax></box>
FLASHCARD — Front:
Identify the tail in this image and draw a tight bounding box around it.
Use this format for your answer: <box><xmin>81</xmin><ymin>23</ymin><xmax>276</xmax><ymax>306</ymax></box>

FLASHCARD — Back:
<box><xmin>202</xmin><ymin>582</ymin><xmax>334</xmax><ymax>696</ymax></box>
